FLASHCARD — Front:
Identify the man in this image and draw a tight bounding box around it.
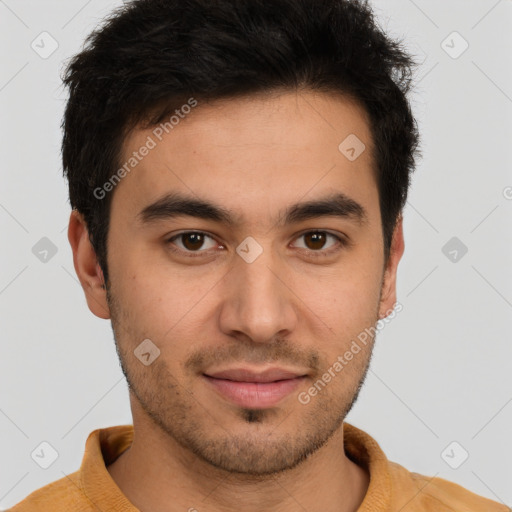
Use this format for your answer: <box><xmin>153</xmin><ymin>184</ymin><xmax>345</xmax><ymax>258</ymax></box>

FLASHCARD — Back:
<box><xmin>9</xmin><ymin>0</ymin><xmax>508</xmax><ymax>510</ymax></box>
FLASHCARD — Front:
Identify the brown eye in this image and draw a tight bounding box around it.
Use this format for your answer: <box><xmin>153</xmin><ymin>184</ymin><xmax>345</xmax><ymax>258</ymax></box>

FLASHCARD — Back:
<box><xmin>293</xmin><ymin>231</ymin><xmax>342</xmax><ymax>253</ymax></box>
<box><xmin>181</xmin><ymin>233</ymin><xmax>206</xmax><ymax>251</ymax></box>
<box><xmin>168</xmin><ymin>232</ymin><xmax>218</xmax><ymax>253</ymax></box>
<box><xmin>303</xmin><ymin>232</ymin><xmax>328</xmax><ymax>250</ymax></box>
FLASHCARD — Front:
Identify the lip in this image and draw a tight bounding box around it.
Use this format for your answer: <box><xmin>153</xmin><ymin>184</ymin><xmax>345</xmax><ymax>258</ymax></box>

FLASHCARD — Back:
<box><xmin>202</xmin><ymin>366</ymin><xmax>308</xmax><ymax>409</ymax></box>
<box><xmin>205</xmin><ymin>367</ymin><xmax>306</xmax><ymax>382</ymax></box>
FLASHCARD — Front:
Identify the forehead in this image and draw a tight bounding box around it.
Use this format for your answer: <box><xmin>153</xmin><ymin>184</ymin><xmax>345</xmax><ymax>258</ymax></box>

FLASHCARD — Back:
<box><xmin>112</xmin><ymin>90</ymin><xmax>378</xmax><ymax>226</ymax></box>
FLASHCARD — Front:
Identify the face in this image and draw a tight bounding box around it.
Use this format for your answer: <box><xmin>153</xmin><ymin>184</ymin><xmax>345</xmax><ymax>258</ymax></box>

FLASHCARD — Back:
<box><xmin>72</xmin><ymin>90</ymin><xmax>403</xmax><ymax>476</ymax></box>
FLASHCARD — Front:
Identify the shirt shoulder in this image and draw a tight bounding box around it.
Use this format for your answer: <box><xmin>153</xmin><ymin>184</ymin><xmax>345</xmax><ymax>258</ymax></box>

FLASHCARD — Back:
<box><xmin>6</xmin><ymin>470</ymin><xmax>97</xmax><ymax>511</ymax></box>
<box><xmin>6</xmin><ymin>425</ymin><xmax>136</xmax><ymax>512</ymax></box>
<box><xmin>388</xmin><ymin>460</ymin><xmax>510</xmax><ymax>512</ymax></box>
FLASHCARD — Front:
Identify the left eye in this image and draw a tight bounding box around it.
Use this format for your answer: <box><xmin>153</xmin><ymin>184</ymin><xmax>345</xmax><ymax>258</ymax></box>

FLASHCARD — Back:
<box><xmin>292</xmin><ymin>231</ymin><xmax>342</xmax><ymax>252</ymax></box>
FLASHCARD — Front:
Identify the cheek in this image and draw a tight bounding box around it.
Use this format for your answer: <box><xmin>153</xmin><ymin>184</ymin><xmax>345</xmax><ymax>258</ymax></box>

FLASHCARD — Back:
<box><xmin>301</xmin><ymin>247</ymin><xmax>383</xmax><ymax>312</ymax></box>
<box><xmin>110</xmin><ymin>254</ymin><xmax>218</xmax><ymax>351</ymax></box>
<box><xmin>302</xmin><ymin>277</ymin><xmax>381</xmax><ymax>340</ymax></box>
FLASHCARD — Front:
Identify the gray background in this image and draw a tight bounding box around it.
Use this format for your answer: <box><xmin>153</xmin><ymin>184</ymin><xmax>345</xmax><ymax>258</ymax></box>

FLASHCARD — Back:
<box><xmin>1</xmin><ymin>0</ymin><xmax>511</xmax><ymax>509</ymax></box>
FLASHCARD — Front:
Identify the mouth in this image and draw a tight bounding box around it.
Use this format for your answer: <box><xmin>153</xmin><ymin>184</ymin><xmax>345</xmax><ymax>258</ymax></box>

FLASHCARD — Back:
<box><xmin>202</xmin><ymin>367</ymin><xmax>308</xmax><ymax>409</ymax></box>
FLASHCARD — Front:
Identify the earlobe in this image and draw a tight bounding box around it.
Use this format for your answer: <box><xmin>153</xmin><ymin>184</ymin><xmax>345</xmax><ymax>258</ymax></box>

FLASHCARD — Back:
<box><xmin>378</xmin><ymin>216</ymin><xmax>405</xmax><ymax>319</ymax></box>
<box><xmin>67</xmin><ymin>210</ymin><xmax>111</xmax><ymax>319</ymax></box>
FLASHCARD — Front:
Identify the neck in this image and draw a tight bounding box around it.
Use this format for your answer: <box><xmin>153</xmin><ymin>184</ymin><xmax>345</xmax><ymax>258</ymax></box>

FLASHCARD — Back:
<box><xmin>107</xmin><ymin>415</ymin><xmax>369</xmax><ymax>512</ymax></box>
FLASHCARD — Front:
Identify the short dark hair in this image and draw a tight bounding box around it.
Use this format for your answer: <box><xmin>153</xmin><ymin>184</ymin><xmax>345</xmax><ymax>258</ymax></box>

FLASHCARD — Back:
<box><xmin>62</xmin><ymin>0</ymin><xmax>420</xmax><ymax>286</ymax></box>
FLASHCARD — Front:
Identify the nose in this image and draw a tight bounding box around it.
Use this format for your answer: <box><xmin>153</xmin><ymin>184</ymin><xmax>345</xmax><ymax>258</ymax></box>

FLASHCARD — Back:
<box><xmin>218</xmin><ymin>242</ymin><xmax>298</xmax><ymax>344</ymax></box>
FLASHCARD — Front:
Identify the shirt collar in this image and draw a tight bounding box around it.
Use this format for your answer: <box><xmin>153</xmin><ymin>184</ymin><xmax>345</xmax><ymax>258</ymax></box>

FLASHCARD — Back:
<box><xmin>79</xmin><ymin>422</ymin><xmax>392</xmax><ymax>511</ymax></box>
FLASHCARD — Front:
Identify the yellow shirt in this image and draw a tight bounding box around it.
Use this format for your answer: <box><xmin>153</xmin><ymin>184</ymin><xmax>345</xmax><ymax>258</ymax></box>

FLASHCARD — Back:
<box><xmin>8</xmin><ymin>422</ymin><xmax>508</xmax><ymax>511</ymax></box>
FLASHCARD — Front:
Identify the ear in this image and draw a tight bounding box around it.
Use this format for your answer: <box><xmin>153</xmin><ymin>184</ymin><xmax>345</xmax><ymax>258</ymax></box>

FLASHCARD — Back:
<box><xmin>67</xmin><ymin>210</ymin><xmax>111</xmax><ymax>319</ymax></box>
<box><xmin>378</xmin><ymin>215</ymin><xmax>405</xmax><ymax>319</ymax></box>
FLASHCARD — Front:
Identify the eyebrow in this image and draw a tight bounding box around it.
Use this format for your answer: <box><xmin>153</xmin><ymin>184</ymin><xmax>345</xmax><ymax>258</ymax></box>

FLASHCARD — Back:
<box><xmin>137</xmin><ymin>191</ymin><xmax>368</xmax><ymax>228</ymax></box>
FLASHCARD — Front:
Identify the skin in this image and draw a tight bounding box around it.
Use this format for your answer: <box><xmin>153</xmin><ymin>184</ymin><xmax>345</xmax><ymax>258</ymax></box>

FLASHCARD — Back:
<box><xmin>68</xmin><ymin>89</ymin><xmax>404</xmax><ymax>512</ymax></box>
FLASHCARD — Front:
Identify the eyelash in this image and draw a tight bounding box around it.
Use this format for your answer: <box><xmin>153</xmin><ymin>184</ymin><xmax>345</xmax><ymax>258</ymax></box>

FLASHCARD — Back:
<box><xmin>165</xmin><ymin>230</ymin><xmax>349</xmax><ymax>259</ymax></box>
